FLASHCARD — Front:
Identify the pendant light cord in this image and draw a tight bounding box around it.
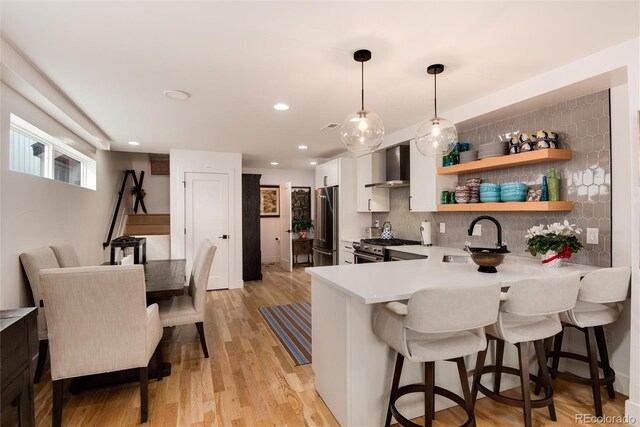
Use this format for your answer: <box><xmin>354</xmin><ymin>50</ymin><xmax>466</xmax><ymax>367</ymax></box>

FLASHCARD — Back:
<box><xmin>361</xmin><ymin>61</ymin><xmax>365</xmax><ymax>111</ymax></box>
<box><xmin>433</xmin><ymin>71</ymin><xmax>438</xmax><ymax>118</ymax></box>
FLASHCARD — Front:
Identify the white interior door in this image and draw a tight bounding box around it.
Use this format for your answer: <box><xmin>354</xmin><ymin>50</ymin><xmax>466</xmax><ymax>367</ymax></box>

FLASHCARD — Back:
<box><xmin>280</xmin><ymin>182</ymin><xmax>292</xmax><ymax>272</ymax></box>
<box><xmin>185</xmin><ymin>172</ymin><xmax>230</xmax><ymax>290</ymax></box>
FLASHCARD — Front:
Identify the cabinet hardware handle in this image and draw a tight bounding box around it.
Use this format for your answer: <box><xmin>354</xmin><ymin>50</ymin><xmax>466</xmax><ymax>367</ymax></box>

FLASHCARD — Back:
<box><xmin>368</xmin><ymin>199</ymin><xmax>371</xmax><ymax>211</ymax></box>
<box><xmin>345</xmin><ymin>261</ymin><xmax>353</xmax><ymax>264</ymax></box>
<box><xmin>324</xmin><ymin>176</ymin><xmax>327</xmax><ymax>186</ymax></box>
<box><xmin>409</xmin><ymin>196</ymin><xmax>412</xmax><ymax>211</ymax></box>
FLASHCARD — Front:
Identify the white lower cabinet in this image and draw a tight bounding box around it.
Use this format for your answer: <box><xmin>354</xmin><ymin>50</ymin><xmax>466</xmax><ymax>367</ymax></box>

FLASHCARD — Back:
<box><xmin>409</xmin><ymin>141</ymin><xmax>457</xmax><ymax>212</ymax></box>
<box><xmin>339</xmin><ymin>240</ymin><xmax>355</xmax><ymax>265</ymax></box>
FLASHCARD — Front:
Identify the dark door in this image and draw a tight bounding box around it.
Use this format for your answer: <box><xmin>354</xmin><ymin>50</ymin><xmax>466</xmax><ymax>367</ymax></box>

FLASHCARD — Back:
<box><xmin>242</xmin><ymin>174</ymin><xmax>262</xmax><ymax>281</ymax></box>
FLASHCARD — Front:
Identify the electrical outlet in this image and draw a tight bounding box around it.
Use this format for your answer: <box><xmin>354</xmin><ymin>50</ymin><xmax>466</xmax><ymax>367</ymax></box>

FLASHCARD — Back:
<box><xmin>586</xmin><ymin>228</ymin><xmax>599</xmax><ymax>244</ymax></box>
<box><xmin>472</xmin><ymin>224</ymin><xmax>482</xmax><ymax>236</ymax></box>
<box><xmin>439</xmin><ymin>223</ymin><xmax>446</xmax><ymax>233</ymax></box>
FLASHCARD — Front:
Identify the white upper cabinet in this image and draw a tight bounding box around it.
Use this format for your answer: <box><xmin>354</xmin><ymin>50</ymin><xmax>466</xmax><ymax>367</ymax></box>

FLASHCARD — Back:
<box><xmin>409</xmin><ymin>141</ymin><xmax>457</xmax><ymax>212</ymax></box>
<box><xmin>356</xmin><ymin>152</ymin><xmax>389</xmax><ymax>212</ymax></box>
<box><xmin>315</xmin><ymin>159</ymin><xmax>339</xmax><ymax>188</ymax></box>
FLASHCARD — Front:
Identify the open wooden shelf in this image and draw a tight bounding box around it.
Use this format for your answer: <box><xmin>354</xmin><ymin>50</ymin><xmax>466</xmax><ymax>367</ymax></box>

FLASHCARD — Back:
<box><xmin>437</xmin><ymin>149</ymin><xmax>572</xmax><ymax>175</ymax></box>
<box><xmin>437</xmin><ymin>201</ymin><xmax>573</xmax><ymax>212</ymax></box>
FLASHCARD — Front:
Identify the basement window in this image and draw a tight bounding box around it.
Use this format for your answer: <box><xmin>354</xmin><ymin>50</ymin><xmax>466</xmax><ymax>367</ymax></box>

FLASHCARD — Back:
<box><xmin>9</xmin><ymin>114</ymin><xmax>96</xmax><ymax>190</ymax></box>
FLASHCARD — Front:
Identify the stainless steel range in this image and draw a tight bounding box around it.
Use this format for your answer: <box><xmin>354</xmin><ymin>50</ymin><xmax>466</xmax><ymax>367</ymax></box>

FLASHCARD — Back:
<box><xmin>352</xmin><ymin>238</ymin><xmax>421</xmax><ymax>263</ymax></box>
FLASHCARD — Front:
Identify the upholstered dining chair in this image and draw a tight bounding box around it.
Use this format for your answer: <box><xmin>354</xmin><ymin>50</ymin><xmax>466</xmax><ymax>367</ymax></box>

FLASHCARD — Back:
<box><xmin>158</xmin><ymin>240</ymin><xmax>216</xmax><ymax>357</ymax></box>
<box><xmin>19</xmin><ymin>247</ymin><xmax>60</xmax><ymax>383</ymax></box>
<box><xmin>50</xmin><ymin>243</ymin><xmax>82</xmax><ymax>268</ymax></box>
<box><xmin>40</xmin><ymin>265</ymin><xmax>163</xmax><ymax>426</ymax></box>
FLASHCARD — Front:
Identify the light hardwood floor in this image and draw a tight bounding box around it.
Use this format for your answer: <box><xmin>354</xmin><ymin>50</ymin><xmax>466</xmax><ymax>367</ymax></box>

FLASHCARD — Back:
<box><xmin>33</xmin><ymin>264</ymin><xmax>628</xmax><ymax>426</ymax></box>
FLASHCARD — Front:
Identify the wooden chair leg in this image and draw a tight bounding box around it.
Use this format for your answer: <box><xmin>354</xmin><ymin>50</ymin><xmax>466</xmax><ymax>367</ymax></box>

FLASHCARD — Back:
<box><xmin>517</xmin><ymin>342</ymin><xmax>532</xmax><ymax>427</ymax></box>
<box><xmin>586</xmin><ymin>327</ymin><xmax>603</xmax><ymax>417</ymax></box>
<box><xmin>456</xmin><ymin>357</ymin><xmax>475</xmax><ymax>427</ymax></box>
<box><xmin>594</xmin><ymin>326</ymin><xmax>616</xmax><ymax>399</ymax></box>
<box><xmin>471</xmin><ymin>345</ymin><xmax>488</xmax><ymax>406</ymax></box>
<box><xmin>195</xmin><ymin>322</ymin><xmax>209</xmax><ymax>358</ymax></box>
<box><xmin>34</xmin><ymin>340</ymin><xmax>48</xmax><ymax>384</ymax></box>
<box><xmin>551</xmin><ymin>329</ymin><xmax>564</xmax><ymax>379</ymax></box>
<box><xmin>52</xmin><ymin>379</ymin><xmax>63</xmax><ymax>427</ymax></box>
<box><xmin>154</xmin><ymin>340</ymin><xmax>164</xmax><ymax>381</ymax></box>
<box><xmin>385</xmin><ymin>353</ymin><xmax>404</xmax><ymax>427</ymax></box>
<box><xmin>140</xmin><ymin>367</ymin><xmax>149</xmax><ymax>423</ymax></box>
<box><xmin>534</xmin><ymin>340</ymin><xmax>557</xmax><ymax>421</ymax></box>
<box><xmin>493</xmin><ymin>339</ymin><xmax>505</xmax><ymax>394</ymax></box>
<box><xmin>424</xmin><ymin>362</ymin><xmax>435</xmax><ymax>427</ymax></box>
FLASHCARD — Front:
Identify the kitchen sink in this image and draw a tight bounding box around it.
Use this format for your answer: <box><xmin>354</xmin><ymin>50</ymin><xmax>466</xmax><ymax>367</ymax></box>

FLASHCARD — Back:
<box><xmin>442</xmin><ymin>255</ymin><xmax>472</xmax><ymax>264</ymax></box>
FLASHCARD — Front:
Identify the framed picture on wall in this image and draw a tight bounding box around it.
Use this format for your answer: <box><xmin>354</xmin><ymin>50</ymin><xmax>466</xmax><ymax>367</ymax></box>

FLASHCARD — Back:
<box><xmin>260</xmin><ymin>185</ymin><xmax>280</xmax><ymax>217</ymax></box>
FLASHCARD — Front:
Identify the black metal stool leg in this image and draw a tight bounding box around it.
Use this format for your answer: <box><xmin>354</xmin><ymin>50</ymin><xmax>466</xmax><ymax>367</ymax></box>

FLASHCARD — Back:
<box><xmin>456</xmin><ymin>357</ymin><xmax>475</xmax><ymax>427</ymax></box>
<box><xmin>385</xmin><ymin>353</ymin><xmax>405</xmax><ymax>427</ymax></box>
<box><xmin>586</xmin><ymin>327</ymin><xmax>603</xmax><ymax>417</ymax></box>
<box><xmin>594</xmin><ymin>326</ymin><xmax>616</xmax><ymax>399</ymax></box>
<box><xmin>471</xmin><ymin>346</ymin><xmax>488</xmax><ymax>406</ymax></box>
<box><xmin>493</xmin><ymin>339</ymin><xmax>505</xmax><ymax>394</ymax></box>
<box><xmin>517</xmin><ymin>342</ymin><xmax>532</xmax><ymax>427</ymax></box>
<box><xmin>551</xmin><ymin>329</ymin><xmax>564</xmax><ymax>379</ymax></box>
<box><xmin>425</xmin><ymin>362</ymin><xmax>435</xmax><ymax>427</ymax></box>
<box><xmin>534</xmin><ymin>340</ymin><xmax>557</xmax><ymax>421</ymax></box>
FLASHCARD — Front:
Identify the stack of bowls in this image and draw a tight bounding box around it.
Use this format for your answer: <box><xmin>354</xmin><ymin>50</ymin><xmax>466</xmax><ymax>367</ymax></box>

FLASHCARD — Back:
<box><xmin>459</xmin><ymin>150</ymin><xmax>479</xmax><ymax>163</ymax></box>
<box><xmin>478</xmin><ymin>140</ymin><xmax>508</xmax><ymax>159</ymax></box>
<box><xmin>466</xmin><ymin>178</ymin><xmax>481</xmax><ymax>203</ymax></box>
<box><xmin>454</xmin><ymin>185</ymin><xmax>470</xmax><ymax>203</ymax></box>
<box><xmin>479</xmin><ymin>183</ymin><xmax>501</xmax><ymax>202</ymax></box>
<box><xmin>500</xmin><ymin>182</ymin><xmax>528</xmax><ymax>202</ymax></box>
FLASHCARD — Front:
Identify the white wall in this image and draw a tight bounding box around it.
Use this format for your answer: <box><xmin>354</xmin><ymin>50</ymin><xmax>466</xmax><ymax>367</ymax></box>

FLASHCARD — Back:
<box><xmin>0</xmin><ymin>83</ymin><xmax>131</xmax><ymax>308</ymax></box>
<box><xmin>129</xmin><ymin>153</ymin><xmax>170</xmax><ymax>214</ymax></box>
<box><xmin>243</xmin><ymin>168</ymin><xmax>315</xmax><ymax>264</ymax></box>
<box><xmin>170</xmin><ymin>149</ymin><xmax>243</xmax><ymax>289</ymax></box>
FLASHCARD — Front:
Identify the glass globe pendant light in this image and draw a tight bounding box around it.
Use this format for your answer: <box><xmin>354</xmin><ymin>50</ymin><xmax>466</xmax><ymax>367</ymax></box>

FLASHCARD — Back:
<box><xmin>415</xmin><ymin>64</ymin><xmax>458</xmax><ymax>157</ymax></box>
<box><xmin>340</xmin><ymin>49</ymin><xmax>384</xmax><ymax>154</ymax></box>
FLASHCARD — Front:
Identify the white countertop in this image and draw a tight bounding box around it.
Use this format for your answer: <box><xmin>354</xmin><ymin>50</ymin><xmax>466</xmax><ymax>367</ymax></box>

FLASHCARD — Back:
<box><xmin>305</xmin><ymin>245</ymin><xmax>600</xmax><ymax>304</ymax></box>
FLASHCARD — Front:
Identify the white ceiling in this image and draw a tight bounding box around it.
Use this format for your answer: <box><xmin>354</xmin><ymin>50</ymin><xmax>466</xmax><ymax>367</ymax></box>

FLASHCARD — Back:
<box><xmin>1</xmin><ymin>1</ymin><xmax>638</xmax><ymax>169</ymax></box>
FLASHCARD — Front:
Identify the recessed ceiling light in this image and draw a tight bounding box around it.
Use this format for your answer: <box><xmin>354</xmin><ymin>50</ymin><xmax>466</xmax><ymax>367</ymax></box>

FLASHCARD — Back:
<box><xmin>310</xmin><ymin>161</ymin><xmax>317</xmax><ymax>165</ymax></box>
<box><xmin>128</xmin><ymin>141</ymin><xmax>140</xmax><ymax>146</ymax></box>
<box><xmin>270</xmin><ymin>161</ymin><xmax>279</xmax><ymax>166</ymax></box>
<box><xmin>163</xmin><ymin>90</ymin><xmax>190</xmax><ymax>100</ymax></box>
<box><xmin>273</xmin><ymin>103</ymin><xmax>289</xmax><ymax>111</ymax></box>
<box><xmin>298</xmin><ymin>145</ymin><xmax>308</xmax><ymax>150</ymax></box>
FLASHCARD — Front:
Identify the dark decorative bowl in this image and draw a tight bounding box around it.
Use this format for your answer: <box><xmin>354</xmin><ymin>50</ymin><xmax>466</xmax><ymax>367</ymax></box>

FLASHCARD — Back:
<box><xmin>464</xmin><ymin>246</ymin><xmax>510</xmax><ymax>273</ymax></box>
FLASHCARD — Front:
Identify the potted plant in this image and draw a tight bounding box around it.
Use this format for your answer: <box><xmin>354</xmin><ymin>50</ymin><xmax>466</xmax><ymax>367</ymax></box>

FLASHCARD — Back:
<box><xmin>525</xmin><ymin>220</ymin><xmax>583</xmax><ymax>267</ymax></box>
<box><xmin>292</xmin><ymin>216</ymin><xmax>314</xmax><ymax>240</ymax></box>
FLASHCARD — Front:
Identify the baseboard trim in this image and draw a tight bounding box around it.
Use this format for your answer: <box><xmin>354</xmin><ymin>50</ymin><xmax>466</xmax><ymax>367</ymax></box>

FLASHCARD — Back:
<box><xmin>625</xmin><ymin>399</ymin><xmax>639</xmax><ymax>426</ymax></box>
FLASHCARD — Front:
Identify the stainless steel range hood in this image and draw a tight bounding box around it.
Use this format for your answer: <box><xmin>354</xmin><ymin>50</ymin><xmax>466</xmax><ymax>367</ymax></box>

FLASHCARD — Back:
<box><xmin>365</xmin><ymin>145</ymin><xmax>410</xmax><ymax>188</ymax></box>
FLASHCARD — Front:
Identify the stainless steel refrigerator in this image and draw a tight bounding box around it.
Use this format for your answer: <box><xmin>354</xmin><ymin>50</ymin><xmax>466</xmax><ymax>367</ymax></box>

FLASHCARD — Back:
<box><xmin>312</xmin><ymin>186</ymin><xmax>338</xmax><ymax>266</ymax></box>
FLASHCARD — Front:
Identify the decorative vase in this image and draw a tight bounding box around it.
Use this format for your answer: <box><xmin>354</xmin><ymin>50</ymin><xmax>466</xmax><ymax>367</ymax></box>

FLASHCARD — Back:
<box><xmin>298</xmin><ymin>230</ymin><xmax>307</xmax><ymax>240</ymax></box>
<box><xmin>541</xmin><ymin>251</ymin><xmax>563</xmax><ymax>268</ymax></box>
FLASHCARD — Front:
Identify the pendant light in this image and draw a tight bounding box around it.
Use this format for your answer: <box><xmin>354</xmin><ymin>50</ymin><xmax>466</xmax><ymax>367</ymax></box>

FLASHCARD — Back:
<box><xmin>415</xmin><ymin>64</ymin><xmax>458</xmax><ymax>157</ymax></box>
<box><xmin>340</xmin><ymin>49</ymin><xmax>384</xmax><ymax>154</ymax></box>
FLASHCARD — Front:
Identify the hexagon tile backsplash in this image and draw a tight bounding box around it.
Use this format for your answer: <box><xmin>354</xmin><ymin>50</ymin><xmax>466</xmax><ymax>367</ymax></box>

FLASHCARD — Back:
<box><xmin>373</xmin><ymin>90</ymin><xmax>611</xmax><ymax>267</ymax></box>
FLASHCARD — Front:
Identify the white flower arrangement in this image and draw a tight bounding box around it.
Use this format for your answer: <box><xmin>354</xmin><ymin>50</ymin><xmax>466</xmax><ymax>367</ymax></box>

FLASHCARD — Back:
<box><xmin>525</xmin><ymin>220</ymin><xmax>583</xmax><ymax>258</ymax></box>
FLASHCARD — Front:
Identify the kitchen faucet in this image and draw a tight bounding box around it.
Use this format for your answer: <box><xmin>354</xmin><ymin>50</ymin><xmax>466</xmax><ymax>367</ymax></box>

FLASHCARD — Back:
<box><xmin>467</xmin><ymin>215</ymin><xmax>507</xmax><ymax>250</ymax></box>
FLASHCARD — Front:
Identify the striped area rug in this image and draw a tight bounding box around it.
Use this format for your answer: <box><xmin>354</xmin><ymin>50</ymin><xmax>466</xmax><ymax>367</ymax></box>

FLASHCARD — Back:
<box><xmin>258</xmin><ymin>302</ymin><xmax>312</xmax><ymax>366</ymax></box>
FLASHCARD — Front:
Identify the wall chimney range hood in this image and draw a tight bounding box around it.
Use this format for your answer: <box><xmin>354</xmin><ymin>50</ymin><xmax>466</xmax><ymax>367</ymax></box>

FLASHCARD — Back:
<box><xmin>365</xmin><ymin>145</ymin><xmax>410</xmax><ymax>188</ymax></box>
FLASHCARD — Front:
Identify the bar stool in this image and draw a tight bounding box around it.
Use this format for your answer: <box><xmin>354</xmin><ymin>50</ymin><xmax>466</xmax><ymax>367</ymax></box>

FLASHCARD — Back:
<box><xmin>373</xmin><ymin>283</ymin><xmax>501</xmax><ymax>427</ymax></box>
<box><xmin>471</xmin><ymin>273</ymin><xmax>580</xmax><ymax>427</ymax></box>
<box><xmin>546</xmin><ymin>267</ymin><xmax>631</xmax><ymax>417</ymax></box>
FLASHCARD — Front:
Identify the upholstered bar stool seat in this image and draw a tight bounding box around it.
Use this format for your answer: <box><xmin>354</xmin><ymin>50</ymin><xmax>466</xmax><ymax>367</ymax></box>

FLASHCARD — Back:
<box><xmin>374</xmin><ymin>283</ymin><xmax>501</xmax><ymax>427</ymax></box>
<box><xmin>472</xmin><ymin>273</ymin><xmax>580</xmax><ymax>427</ymax></box>
<box><xmin>548</xmin><ymin>267</ymin><xmax>631</xmax><ymax>417</ymax></box>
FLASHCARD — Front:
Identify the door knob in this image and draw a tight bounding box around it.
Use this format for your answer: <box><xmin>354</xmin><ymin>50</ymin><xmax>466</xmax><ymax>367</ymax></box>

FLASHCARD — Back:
<box><xmin>219</xmin><ymin>235</ymin><xmax>229</xmax><ymax>239</ymax></box>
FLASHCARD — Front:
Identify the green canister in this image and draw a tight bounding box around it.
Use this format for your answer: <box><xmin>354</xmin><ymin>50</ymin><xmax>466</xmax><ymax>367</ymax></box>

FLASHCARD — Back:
<box><xmin>548</xmin><ymin>168</ymin><xmax>560</xmax><ymax>201</ymax></box>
